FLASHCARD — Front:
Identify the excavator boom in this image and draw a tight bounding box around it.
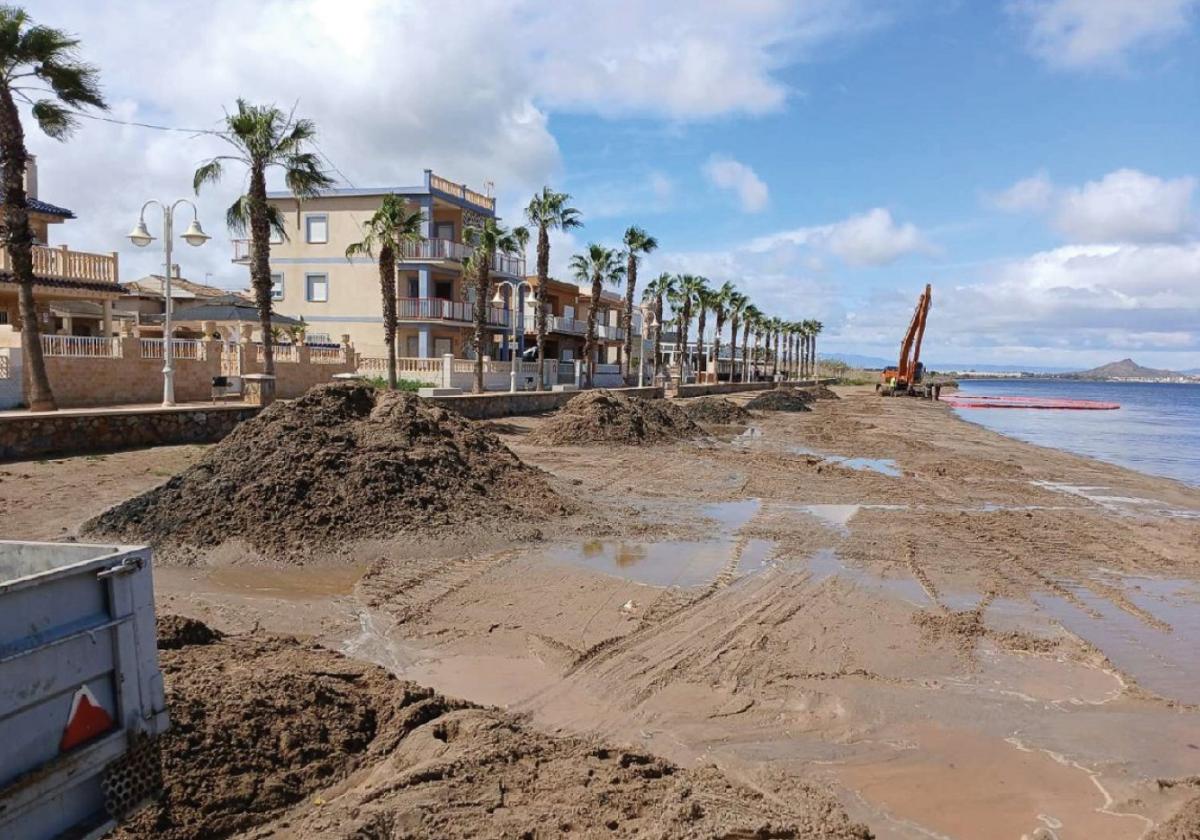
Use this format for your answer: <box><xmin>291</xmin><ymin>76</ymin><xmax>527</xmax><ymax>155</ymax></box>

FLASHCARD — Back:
<box><xmin>879</xmin><ymin>284</ymin><xmax>934</xmax><ymax>397</ymax></box>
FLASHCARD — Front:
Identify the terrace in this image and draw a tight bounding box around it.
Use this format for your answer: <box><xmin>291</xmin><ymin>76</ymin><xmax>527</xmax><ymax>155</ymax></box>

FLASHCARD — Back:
<box><xmin>397</xmin><ymin>297</ymin><xmax>510</xmax><ymax>328</ymax></box>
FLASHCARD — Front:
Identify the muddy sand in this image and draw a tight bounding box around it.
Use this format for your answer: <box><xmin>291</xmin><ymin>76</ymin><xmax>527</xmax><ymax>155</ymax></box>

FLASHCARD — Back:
<box><xmin>5</xmin><ymin>385</ymin><xmax>1200</xmax><ymax>838</ymax></box>
<box><xmin>679</xmin><ymin>396</ymin><xmax>753</xmax><ymax>425</ymax></box>
<box><xmin>527</xmin><ymin>389</ymin><xmax>704</xmax><ymax>446</ymax></box>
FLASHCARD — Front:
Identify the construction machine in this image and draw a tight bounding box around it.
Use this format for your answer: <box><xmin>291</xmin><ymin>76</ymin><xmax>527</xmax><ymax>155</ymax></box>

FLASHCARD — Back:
<box><xmin>877</xmin><ymin>283</ymin><xmax>937</xmax><ymax>398</ymax></box>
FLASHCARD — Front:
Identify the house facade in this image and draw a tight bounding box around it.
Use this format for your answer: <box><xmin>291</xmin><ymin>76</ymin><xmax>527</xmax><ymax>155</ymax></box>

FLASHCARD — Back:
<box><xmin>522</xmin><ymin>276</ymin><xmax>631</xmax><ymax>367</ymax></box>
<box><xmin>0</xmin><ymin>156</ymin><xmax>121</xmax><ymax>339</ymax></box>
<box><xmin>241</xmin><ymin>170</ymin><xmax>524</xmax><ymax>362</ymax></box>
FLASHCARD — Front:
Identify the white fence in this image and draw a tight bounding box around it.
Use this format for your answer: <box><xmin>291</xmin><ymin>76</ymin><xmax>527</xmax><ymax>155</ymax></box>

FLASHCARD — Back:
<box><xmin>358</xmin><ymin>355</ymin><xmax>563</xmax><ymax>391</ymax></box>
<box><xmin>139</xmin><ymin>338</ymin><xmax>206</xmax><ymax>361</ymax></box>
<box><xmin>40</xmin><ymin>335</ymin><xmax>120</xmax><ymax>358</ymax></box>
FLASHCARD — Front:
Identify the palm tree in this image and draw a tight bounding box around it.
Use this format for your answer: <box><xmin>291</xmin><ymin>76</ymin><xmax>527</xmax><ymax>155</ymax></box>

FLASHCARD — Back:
<box><xmin>525</xmin><ymin>188</ymin><xmax>582</xmax><ymax>390</ymax></box>
<box><xmin>195</xmin><ymin>100</ymin><xmax>332</xmax><ymax>377</ymax></box>
<box><xmin>808</xmin><ymin>319</ymin><xmax>824</xmax><ymax>379</ymax></box>
<box><xmin>620</xmin><ymin>226</ymin><xmax>657</xmax><ymax>381</ymax></box>
<box><xmin>642</xmin><ymin>272</ymin><xmax>674</xmax><ymax>382</ymax></box>
<box><xmin>345</xmin><ymin>195</ymin><xmax>424</xmax><ymax>389</ymax></box>
<box><xmin>772</xmin><ymin>317</ymin><xmax>783</xmax><ymax>379</ymax></box>
<box><xmin>727</xmin><ymin>291</ymin><xmax>748</xmax><ymax>382</ymax></box>
<box><xmin>710</xmin><ymin>281</ymin><xmax>736</xmax><ymax>382</ymax></box>
<box><xmin>569</xmin><ymin>244</ymin><xmax>623</xmax><ymax>388</ymax></box>
<box><xmin>741</xmin><ymin>304</ymin><xmax>759</xmax><ymax>382</ymax></box>
<box><xmin>464</xmin><ymin>219</ymin><xmax>522</xmax><ymax>393</ymax></box>
<box><xmin>798</xmin><ymin>321</ymin><xmax>810</xmax><ymax>378</ymax></box>
<box><xmin>692</xmin><ymin>278</ymin><xmax>713</xmax><ymax>378</ymax></box>
<box><xmin>670</xmin><ymin>274</ymin><xmax>706</xmax><ymax>388</ymax></box>
<box><xmin>0</xmin><ymin>8</ymin><xmax>105</xmax><ymax>411</ymax></box>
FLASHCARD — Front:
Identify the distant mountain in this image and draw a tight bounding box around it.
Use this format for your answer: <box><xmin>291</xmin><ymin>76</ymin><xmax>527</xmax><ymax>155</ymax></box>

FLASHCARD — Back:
<box><xmin>929</xmin><ymin>362</ymin><xmax>1075</xmax><ymax>374</ymax></box>
<box><xmin>821</xmin><ymin>352</ymin><xmax>893</xmax><ymax>369</ymax></box>
<box><xmin>1067</xmin><ymin>358</ymin><xmax>1193</xmax><ymax>381</ymax></box>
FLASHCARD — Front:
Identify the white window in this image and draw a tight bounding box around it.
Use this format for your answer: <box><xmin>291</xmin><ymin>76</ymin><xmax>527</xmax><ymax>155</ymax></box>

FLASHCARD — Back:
<box><xmin>306</xmin><ymin>273</ymin><xmax>329</xmax><ymax>302</ymax></box>
<box><xmin>561</xmin><ymin>348</ymin><xmax>574</xmax><ymax>361</ymax></box>
<box><xmin>307</xmin><ymin>332</ymin><xmax>331</xmax><ymax>343</ymax></box>
<box><xmin>270</xmin><ymin>272</ymin><xmax>284</xmax><ymax>301</ymax></box>
<box><xmin>305</xmin><ymin>214</ymin><xmax>328</xmax><ymax>244</ymax></box>
<box><xmin>434</xmin><ymin>221</ymin><xmax>454</xmax><ymax>241</ymax></box>
<box><xmin>269</xmin><ymin>224</ymin><xmax>284</xmax><ymax>245</ymax></box>
<box><xmin>563</xmin><ymin>305</ymin><xmax>575</xmax><ymax>320</ymax></box>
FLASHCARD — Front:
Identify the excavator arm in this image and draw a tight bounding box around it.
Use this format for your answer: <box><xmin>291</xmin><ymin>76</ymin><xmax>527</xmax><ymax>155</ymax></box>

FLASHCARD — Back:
<box><xmin>879</xmin><ymin>284</ymin><xmax>933</xmax><ymax>396</ymax></box>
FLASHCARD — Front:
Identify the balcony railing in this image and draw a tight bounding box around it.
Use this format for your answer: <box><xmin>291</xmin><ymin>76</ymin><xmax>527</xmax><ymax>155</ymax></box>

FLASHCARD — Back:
<box><xmin>3</xmin><ymin>244</ymin><xmax>118</xmax><ymax>285</ymax></box>
<box><xmin>397</xmin><ymin>297</ymin><xmax>509</xmax><ymax>328</ymax></box>
<box><xmin>428</xmin><ymin>173</ymin><xmax>496</xmax><ymax>212</ymax></box>
<box><xmin>490</xmin><ymin>252</ymin><xmax>524</xmax><ymax>277</ymax></box>
<box><xmin>140</xmin><ymin>338</ymin><xmax>206</xmax><ymax>360</ymax></box>
<box><xmin>399</xmin><ymin>238</ymin><xmax>472</xmax><ymax>262</ymax></box>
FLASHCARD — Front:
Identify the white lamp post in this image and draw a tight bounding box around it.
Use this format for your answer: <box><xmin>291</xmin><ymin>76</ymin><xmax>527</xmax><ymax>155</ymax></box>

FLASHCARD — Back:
<box><xmin>491</xmin><ymin>280</ymin><xmax>537</xmax><ymax>393</ymax></box>
<box><xmin>128</xmin><ymin>199</ymin><xmax>210</xmax><ymax>406</ymax></box>
<box><xmin>637</xmin><ymin>303</ymin><xmax>658</xmax><ymax>388</ymax></box>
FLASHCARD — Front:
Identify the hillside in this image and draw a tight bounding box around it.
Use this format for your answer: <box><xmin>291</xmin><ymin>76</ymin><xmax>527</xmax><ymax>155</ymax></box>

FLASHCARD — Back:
<box><xmin>1068</xmin><ymin>358</ymin><xmax>1190</xmax><ymax>380</ymax></box>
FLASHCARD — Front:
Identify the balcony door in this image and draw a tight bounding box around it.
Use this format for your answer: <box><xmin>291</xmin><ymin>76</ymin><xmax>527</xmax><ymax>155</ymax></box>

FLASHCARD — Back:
<box><xmin>407</xmin><ymin>277</ymin><xmax>419</xmax><ymax>298</ymax></box>
<box><xmin>434</xmin><ymin>222</ymin><xmax>454</xmax><ymax>242</ymax></box>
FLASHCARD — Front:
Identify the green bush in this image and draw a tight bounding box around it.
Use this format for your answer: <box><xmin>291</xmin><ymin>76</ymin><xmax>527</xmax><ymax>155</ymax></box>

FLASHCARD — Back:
<box><xmin>363</xmin><ymin>376</ymin><xmax>424</xmax><ymax>392</ymax></box>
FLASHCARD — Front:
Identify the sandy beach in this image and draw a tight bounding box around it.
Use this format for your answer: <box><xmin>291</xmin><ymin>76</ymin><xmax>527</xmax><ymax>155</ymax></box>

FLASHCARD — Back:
<box><xmin>4</xmin><ymin>387</ymin><xmax>1198</xmax><ymax>839</ymax></box>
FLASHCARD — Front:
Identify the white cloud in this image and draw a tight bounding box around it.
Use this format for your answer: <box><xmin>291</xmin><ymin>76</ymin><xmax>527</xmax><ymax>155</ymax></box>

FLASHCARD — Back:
<box><xmin>1010</xmin><ymin>0</ymin><xmax>1199</xmax><ymax>70</ymax></box>
<box><xmin>702</xmin><ymin>155</ymin><xmax>769</xmax><ymax>213</ymax></box>
<box><xmin>1054</xmin><ymin>169</ymin><xmax>1195</xmax><ymax>242</ymax></box>
<box><xmin>752</xmin><ymin>208</ymin><xmax>930</xmax><ymax>266</ymax></box>
<box><xmin>989</xmin><ymin>171</ymin><xmax>1054</xmax><ymax>212</ymax></box>
<box><xmin>990</xmin><ymin>168</ymin><xmax>1196</xmax><ymax>243</ymax></box>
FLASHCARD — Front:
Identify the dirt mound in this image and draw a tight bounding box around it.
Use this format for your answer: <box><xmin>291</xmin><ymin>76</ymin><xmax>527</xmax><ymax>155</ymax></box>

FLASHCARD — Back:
<box><xmin>680</xmin><ymin>396</ymin><xmax>752</xmax><ymax>425</ymax></box>
<box><xmin>83</xmin><ymin>383</ymin><xmax>569</xmax><ymax>560</ymax></box>
<box><xmin>528</xmin><ymin>390</ymin><xmax>705</xmax><ymax>446</ymax></box>
<box><xmin>116</xmin><ymin>622</ymin><xmax>869</xmax><ymax>840</ymax></box>
<box><xmin>807</xmin><ymin>383</ymin><xmax>841</xmax><ymax>400</ymax></box>
<box><xmin>1148</xmin><ymin>796</ymin><xmax>1200</xmax><ymax>840</ymax></box>
<box><xmin>746</xmin><ymin>388</ymin><xmax>815</xmax><ymax>412</ymax></box>
<box><xmin>157</xmin><ymin>615</ymin><xmax>223</xmax><ymax>650</ymax></box>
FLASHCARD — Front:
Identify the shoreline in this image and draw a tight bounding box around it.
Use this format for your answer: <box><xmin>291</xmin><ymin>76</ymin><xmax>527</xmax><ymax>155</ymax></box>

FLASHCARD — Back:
<box><xmin>3</xmin><ymin>385</ymin><xmax>1199</xmax><ymax>838</ymax></box>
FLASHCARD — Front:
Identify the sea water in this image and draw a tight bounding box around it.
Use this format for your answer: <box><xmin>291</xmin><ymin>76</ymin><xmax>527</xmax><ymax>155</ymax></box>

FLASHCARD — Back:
<box><xmin>952</xmin><ymin>379</ymin><xmax>1200</xmax><ymax>487</ymax></box>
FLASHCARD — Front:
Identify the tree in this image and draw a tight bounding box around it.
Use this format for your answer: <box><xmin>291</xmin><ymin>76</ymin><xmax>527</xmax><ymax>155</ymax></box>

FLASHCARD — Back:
<box><xmin>619</xmin><ymin>225</ymin><xmax>657</xmax><ymax>381</ymax></box>
<box><xmin>569</xmin><ymin>243</ymin><xmax>623</xmax><ymax>388</ymax></box>
<box><xmin>798</xmin><ymin>321</ymin><xmax>810</xmax><ymax>378</ymax></box>
<box><xmin>726</xmin><ymin>291</ymin><xmax>747</xmax><ymax>382</ymax></box>
<box><xmin>771</xmin><ymin>317</ymin><xmax>782</xmax><ymax>379</ymax></box>
<box><xmin>710</xmin><ymin>281</ymin><xmax>735</xmax><ymax>382</ymax></box>
<box><xmin>692</xmin><ymin>278</ymin><xmax>713</xmax><ymax>379</ymax></box>
<box><xmin>642</xmin><ymin>272</ymin><xmax>674</xmax><ymax>382</ymax></box>
<box><xmin>464</xmin><ymin>218</ymin><xmax>522</xmax><ymax>393</ymax></box>
<box><xmin>0</xmin><ymin>7</ymin><xmax>105</xmax><ymax>411</ymax></box>
<box><xmin>741</xmin><ymin>304</ymin><xmax>759</xmax><ymax>382</ymax></box>
<box><xmin>345</xmin><ymin>194</ymin><xmax>424</xmax><ymax>389</ymax></box>
<box><xmin>670</xmin><ymin>274</ymin><xmax>706</xmax><ymax>388</ymax></box>
<box><xmin>525</xmin><ymin>187</ymin><xmax>582</xmax><ymax>390</ymax></box>
<box><xmin>808</xmin><ymin>319</ymin><xmax>824</xmax><ymax>379</ymax></box>
<box><xmin>195</xmin><ymin>100</ymin><xmax>332</xmax><ymax>378</ymax></box>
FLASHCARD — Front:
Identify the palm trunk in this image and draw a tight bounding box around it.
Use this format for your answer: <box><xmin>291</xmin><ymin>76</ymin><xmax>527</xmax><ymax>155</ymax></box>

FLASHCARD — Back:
<box><xmin>0</xmin><ymin>88</ymin><xmax>55</xmax><ymax>411</ymax></box>
<box><xmin>621</xmin><ymin>253</ymin><xmax>636</xmax><ymax>382</ymax></box>
<box><xmin>472</xmin><ymin>257</ymin><xmax>491</xmax><ymax>394</ymax></box>
<box><xmin>773</xmin><ymin>332</ymin><xmax>781</xmax><ymax>378</ymax></box>
<box><xmin>653</xmin><ymin>295</ymin><xmax>663</xmax><ymax>380</ymax></box>
<box><xmin>741</xmin><ymin>324</ymin><xmax>750</xmax><ymax>382</ymax></box>
<box><xmin>713</xmin><ymin>312</ymin><xmax>725</xmax><ymax>382</ymax></box>
<box><xmin>695</xmin><ymin>307</ymin><xmax>707</xmax><ymax>375</ymax></box>
<box><xmin>246</xmin><ymin>162</ymin><xmax>276</xmax><ymax>378</ymax></box>
<box><xmin>535</xmin><ymin>225</ymin><xmax>549</xmax><ymax>390</ymax></box>
<box><xmin>678</xmin><ymin>302</ymin><xmax>692</xmax><ymax>389</ymax></box>
<box><xmin>728</xmin><ymin>315</ymin><xmax>738</xmax><ymax>382</ymax></box>
<box><xmin>378</xmin><ymin>244</ymin><xmax>397</xmax><ymax>389</ymax></box>
<box><xmin>584</xmin><ymin>271</ymin><xmax>601</xmax><ymax>388</ymax></box>
<box><xmin>811</xmin><ymin>334</ymin><xmax>818</xmax><ymax>379</ymax></box>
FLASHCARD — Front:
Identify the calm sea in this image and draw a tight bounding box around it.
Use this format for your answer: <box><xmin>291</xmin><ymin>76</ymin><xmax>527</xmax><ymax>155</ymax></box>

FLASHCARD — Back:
<box><xmin>952</xmin><ymin>379</ymin><xmax>1200</xmax><ymax>487</ymax></box>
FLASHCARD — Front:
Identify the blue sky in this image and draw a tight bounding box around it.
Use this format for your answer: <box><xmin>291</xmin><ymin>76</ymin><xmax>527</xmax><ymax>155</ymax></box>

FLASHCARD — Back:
<box><xmin>26</xmin><ymin>0</ymin><xmax>1200</xmax><ymax>369</ymax></box>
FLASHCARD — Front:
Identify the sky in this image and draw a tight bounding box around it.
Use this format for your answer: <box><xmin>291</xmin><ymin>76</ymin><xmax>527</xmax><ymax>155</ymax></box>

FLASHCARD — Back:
<box><xmin>22</xmin><ymin>0</ymin><xmax>1200</xmax><ymax>369</ymax></box>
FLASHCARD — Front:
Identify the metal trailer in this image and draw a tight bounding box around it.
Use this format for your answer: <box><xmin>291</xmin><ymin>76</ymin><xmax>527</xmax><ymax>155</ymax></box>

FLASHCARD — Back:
<box><xmin>0</xmin><ymin>541</ymin><xmax>168</xmax><ymax>840</ymax></box>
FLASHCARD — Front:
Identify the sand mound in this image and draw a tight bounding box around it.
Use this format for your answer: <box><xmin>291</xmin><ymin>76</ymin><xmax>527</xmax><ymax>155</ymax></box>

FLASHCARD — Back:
<box><xmin>84</xmin><ymin>383</ymin><xmax>569</xmax><ymax>560</ymax></box>
<box><xmin>156</xmin><ymin>615</ymin><xmax>223</xmax><ymax>650</ymax></box>
<box><xmin>116</xmin><ymin>620</ymin><xmax>869</xmax><ymax>840</ymax></box>
<box><xmin>528</xmin><ymin>390</ymin><xmax>705</xmax><ymax>446</ymax></box>
<box><xmin>746</xmin><ymin>388</ymin><xmax>815</xmax><ymax>412</ymax></box>
<box><xmin>1148</xmin><ymin>796</ymin><xmax>1200</xmax><ymax>840</ymax></box>
<box><xmin>680</xmin><ymin>396</ymin><xmax>752</xmax><ymax>425</ymax></box>
<box><xmin>807</xmin><ymin>383</ymin><xmax>840</xmax><ymax>400</ymax></box>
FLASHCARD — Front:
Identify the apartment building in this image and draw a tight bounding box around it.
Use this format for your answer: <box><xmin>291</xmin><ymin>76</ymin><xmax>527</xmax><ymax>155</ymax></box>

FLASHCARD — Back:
<box><xmin>240</xmin><ymin>170</ymin><xmax>524</xmax><ymax>360</ymax></box>
<box><xmin>522</xmin><ymin>276</ymin><xmax>632</xmax><ymax>366</ymax></box>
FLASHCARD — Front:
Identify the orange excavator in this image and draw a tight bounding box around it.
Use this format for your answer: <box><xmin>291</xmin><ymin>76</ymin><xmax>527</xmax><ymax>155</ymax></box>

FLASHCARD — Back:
<box><xmin>877</xmin><ymin>283</ymin><xmax>935</xmax><ymax>397</ymax></box>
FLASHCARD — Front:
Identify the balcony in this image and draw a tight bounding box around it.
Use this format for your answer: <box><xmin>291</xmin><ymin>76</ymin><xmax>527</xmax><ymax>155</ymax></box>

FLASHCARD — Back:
<box><xmin>397</xmin><ymin>297</ymin><xmax>509</xmax><ymax>328</ymax></box>
<box><xmin>428</xmin><ymin>173</ymin><xmax>496</xmax><ymax>212</ymax></box>
<box><xmin>400</xmin><ymin>238</ymin><xmax>472</xmax><ymax>263</ymax></box>
<box><xmin>1</xmin><ymin>244</ymin><xmax>118</xmax><ymax>286</ymax></box>
<box><xmin>490</xmin><ymin>252</ymin><xmax>525</xmax><ymax>277</ymax></box>
<box><xmin>231</xmin><ymin>238</ymin><xmax>253</xmax><ymax>265</ymax></box>
<box><xmin>523</xmin><ymin>313</ymin><xmax>624</xmax><ymax>341</ymax></box>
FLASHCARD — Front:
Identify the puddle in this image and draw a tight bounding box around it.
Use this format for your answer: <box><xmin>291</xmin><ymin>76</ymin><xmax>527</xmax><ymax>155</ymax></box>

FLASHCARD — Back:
<box><xmin>1033</xmin><ymin>575</ymin><xmax>1200</xmax><ymax>704</ymax></box>
<box><xmin>1033</xmin><ymin>481</ymin><xmax>1200</xmax><ymax>520</ymax></box>
<box><xmin>835</xmin><ymin>724</ymin><xmax>1150</xmax><ymax>840</ymax></box>
<box><xmin>546</xmin><ymin>500</ymin><xmax>775</xmax><ymax>588</ymax></box>
<box><xmin>787</xmin><ymin>445</ymin><xmax>902</xmax><ymax>477</ymax></box>
<box><xmin>796</xmin><ymin>503</ymin><xmax>907</xmax><ymax>535</ymax></box>
<box><xmin>206</xmin><ymin>564</ymin><xmax>366</xmax><ymax>600</ymax></box>
<box><xmin>805</xmin><ymin>548</ymin><xmax>932</xmax><ymax>605</ymax></box>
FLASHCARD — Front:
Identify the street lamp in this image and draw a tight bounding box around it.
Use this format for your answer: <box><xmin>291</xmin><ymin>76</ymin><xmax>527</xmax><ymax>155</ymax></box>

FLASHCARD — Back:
<box><xmin>491</xmin><ymin>280</ymin><xmax>537</xmax><ymax>393</ymax></box>
<box><xmin>128</xmin><ymin>199</ymin><xmax>210</xmax><ymax>406</ymax></box>
<box><xmin>637</xmin><ymin>303</ymin><xmax>658</xmax><ymax>388</ymax></box>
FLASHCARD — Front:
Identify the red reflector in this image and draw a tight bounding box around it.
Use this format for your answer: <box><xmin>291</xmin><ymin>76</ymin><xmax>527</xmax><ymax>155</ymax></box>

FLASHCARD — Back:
<box><xmin>60</xmin><ymin>685</ymin><xmax>114</xmax><ymax>752</ymax></box>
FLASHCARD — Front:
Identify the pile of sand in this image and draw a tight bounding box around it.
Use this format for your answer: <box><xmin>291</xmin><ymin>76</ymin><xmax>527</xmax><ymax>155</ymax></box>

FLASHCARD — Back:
<box><xmin>83</xmin><ymin>384</ymin><xmax>569</xmax><ymax>560</ymax></box>
<box><xmin>1148</xmin><ymin>796</ymin><xmax>1200</xmax><ymax>840</ymax></box>
<box><xmin>808</xmin><ymin>383</ymin><xmax>841</xmax><ymax>400</ymax></box>
<box><xmin>116</xmin><ymin>618</ymin><xmax>870</xmax><ymax>840</ymax></box>
<box><xmin>679</xmin><ymin>396</ymin><xmax>752</xmax><ymax>425</ymax></box>
<box><xmin>746</xmin><ymin>388</ymin><xmax>815</xmax><ymax>412</ymax></box>
<box><xmin>528</xmin><ymin>390</ymin><xmax>705</xmax><ymax>446</ymax></box>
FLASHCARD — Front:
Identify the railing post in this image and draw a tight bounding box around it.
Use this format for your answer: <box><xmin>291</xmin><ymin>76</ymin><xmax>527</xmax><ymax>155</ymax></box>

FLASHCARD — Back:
<box><xmin>442</xmin><ymin>353</ymin><xmax>453</xmax><ymax>388</ymax></box>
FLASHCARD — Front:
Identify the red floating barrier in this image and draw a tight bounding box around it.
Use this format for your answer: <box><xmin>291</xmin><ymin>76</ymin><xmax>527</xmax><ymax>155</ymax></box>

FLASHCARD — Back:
<box><xmin>942</xmin><ymin>394</ymin><xmax>1119</xmax><ymax>410</ymax></box>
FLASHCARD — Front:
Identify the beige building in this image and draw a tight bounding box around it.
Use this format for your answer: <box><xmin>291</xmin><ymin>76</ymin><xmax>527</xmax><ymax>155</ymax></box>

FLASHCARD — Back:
<box><xmin>239</xmin><ymin>170</ymin><xmax>524</xmax><ymax>360</ymax></box>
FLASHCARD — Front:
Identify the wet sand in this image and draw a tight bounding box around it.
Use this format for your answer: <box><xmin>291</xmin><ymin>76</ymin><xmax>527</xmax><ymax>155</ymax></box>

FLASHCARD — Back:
<box><xmin>4</xmin><ymin>386</ymin><xmax>1199</xmax><ymax>838</ymax></box>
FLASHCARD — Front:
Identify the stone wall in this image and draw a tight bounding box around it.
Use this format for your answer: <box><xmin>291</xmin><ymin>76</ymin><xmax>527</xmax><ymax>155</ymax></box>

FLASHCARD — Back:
<box><xmin>0</xmin><ymin>404</ymin><xmax>260</xmax><ymax>462</ymax></box>
<box><xmin>241</xmin><ymin>342</ymin><xmax>359</xmax><ymax>399</ymax></box>
<box><xmin>44</xmin><ymin>338</ymin><xmax>223</xmax><ymax>407</ymax></box>
<box><xmin>428</xmin><ymin>386</ymin><xmax>664</xmax><ymax>420</ymax></box>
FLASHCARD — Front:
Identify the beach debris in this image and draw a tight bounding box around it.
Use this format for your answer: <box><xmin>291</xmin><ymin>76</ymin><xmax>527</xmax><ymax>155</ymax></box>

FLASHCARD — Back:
<box><xmin>679</xmin><ymin>397</ymin><xmax>753</xmax><ymax>424</ymax></box>
<box><xmin>746</xmin><ymin>388</ymin><xmax>815</xmax><ymax>412</ymax></box>
<box><xmin>83</xmin><ymin>383</ymin><xmax>570</xmax><ymax>561</ymax></box>
<box><xmin>527</xmin><ymin>390</ymin><xmax>705</xmax><ymax>446</ymax></box>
